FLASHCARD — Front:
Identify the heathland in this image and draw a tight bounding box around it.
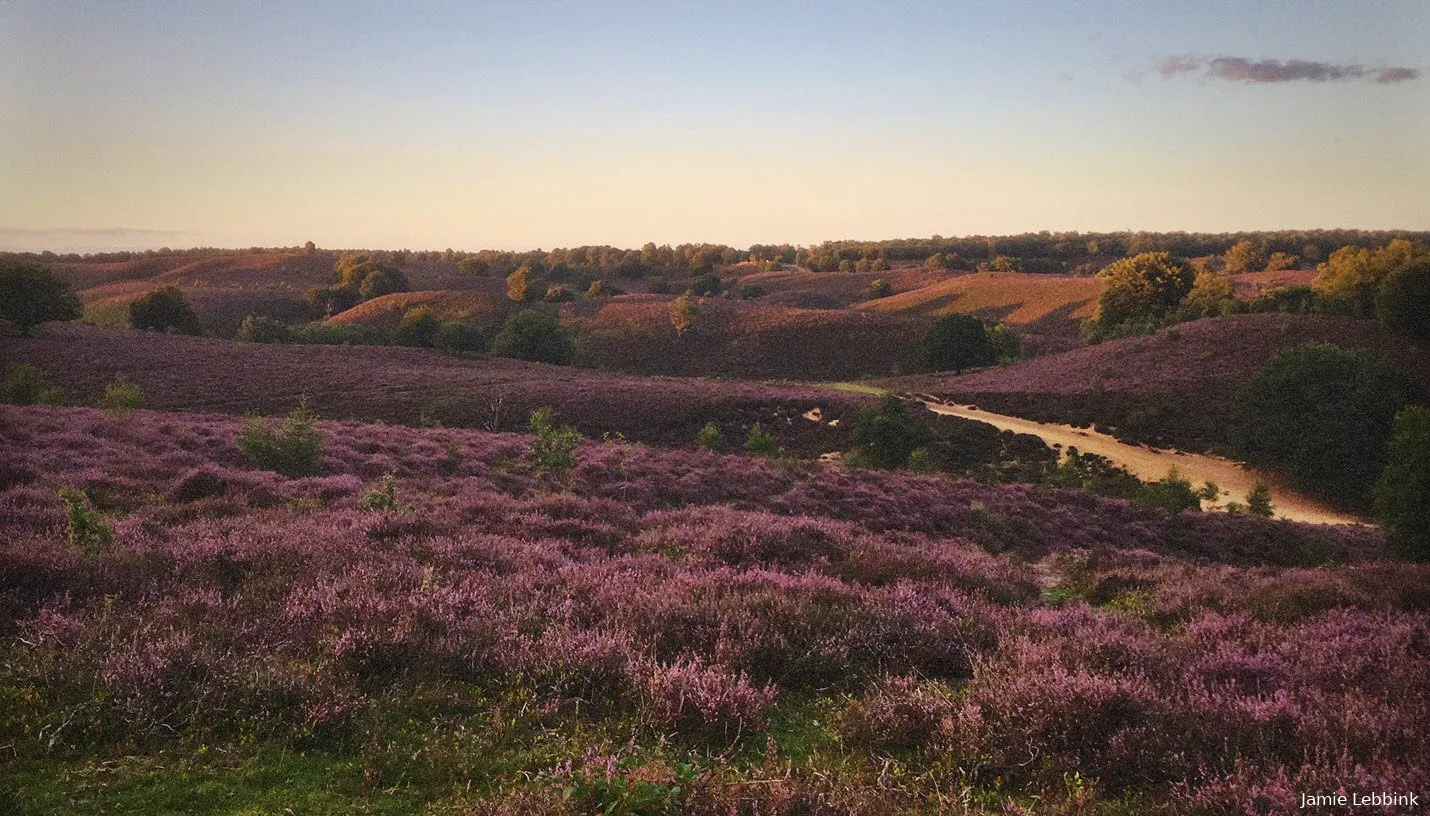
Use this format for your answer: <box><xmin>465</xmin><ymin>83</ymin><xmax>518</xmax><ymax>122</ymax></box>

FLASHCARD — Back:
<box><xmin>2</xmin><ymin>229</ymin><xmax>1428</xmax><ymax>814</ymax></box>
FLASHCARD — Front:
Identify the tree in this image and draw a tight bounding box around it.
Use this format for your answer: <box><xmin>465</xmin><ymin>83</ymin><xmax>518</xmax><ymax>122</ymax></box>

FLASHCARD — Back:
<box><xmin>1094</xmin><ymin>252</ymin><xmax>1197</xmax><ymax>329</ymax></box>
<box><xmin>491</xmin><ymin>309</ymin><xmax>575</xmax><ymax>365</ymax></box>
<box><xmin>392</xmin><ymin>306</ymin><xmax>440</xmax><ymax>347</ymax></box>
<box><xmin>1231</xmin><ymin>343</ymin><xmax>1416</xmax><ymax>507</ymax></box>
<box><xmin>1178</xmin><ymin>270</ymin><xmax>1238</xmax><ymax>320</ymax></box>
<box><xmin>584</xmin><ymin>279</ymin><xmax>621</xmax><ymax>299</ymax></box>
<box><xmin>506</xmin><ymin>264</ymin><xmax>541</xmax><ymax>303</ymax></box>
<box><xmin>529</xmin><ymin>407</ymin><xmax>582</xmax><ymax>479</ymax></box>
<box><xmin>1375</xmin><ymin>259</ymin><xmax>1430</xmax><ymax>345</ymax></box>
<box><xmin>918</xmin><ymin>313</ymin><xmax>996</xmax><ymax>372</ymax></box>
<box><xmin>687</xmin><ymin>274</ymin><xmax>721</xmax><ymax>297</ymax></box>
<box><xmin>130</xmin><ymin>286</ymin><xmax>202</xmax><ymax>334</ymax></box>
<box><xmin>1246</xmin><ymin>481</ymin><xmax>1274</xmax><ymax>518</ymax></box>
<box><xmin>323</xmin><ymin>254</ymin><xmax>408</xmax><ymax>308</ymax></box>
<box><xmin>0</xmin><ymin>259</ymin><xmax>82</xmax><ymax>335</ymax></box>
<box><xmin>1312</xmin><ymin>239</ymin><xmax>1428</xmax><ymax>313</ymax></box>
<box><xmin>1374</xmin><ymin>406</ymin><xmax>1430</xmax><ymax>560</ymax></box>
<box><xmin>851</xmin><ymin>395</ymin><xmax>930</xmax><ymax>469</ymax></box>
<box><xmin>669</xmin><ymin>294</ymin><xmax>699</xmax><ymax>337</ymax></box>
<box><xmin>457</xmin><ymin>257</ymin><xmax>489</xmax><ymax>276</ymax></box>
<box><xmin>1222</xmin><ymin>239</ymin><xmax>1267</xmax><ymax>275</ymax></box>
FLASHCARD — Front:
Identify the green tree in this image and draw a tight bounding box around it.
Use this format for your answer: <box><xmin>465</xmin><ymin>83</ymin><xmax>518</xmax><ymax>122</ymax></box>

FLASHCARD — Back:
<box><xmin>0</xmin><ymin>259</ymin><xmax>81</xmax><ymax>335</ymax></box>
<box><xmin>696</xmin><ymin>421</ymin><xmax>726</xmax><ymax>451</ymax></box>
<box><xmin>1222</xmin><ymin>239</ymin><xmax>1267</xmax><ymax>275</ymax></box>
<box><xmin>851</xmin><ymin>395</ymin><xmax>931</xmax><ymax>469</ymax></box>
<box><xmin>506</xmin><ymin>264</ymin><xmax>541</xmax><ymax>303</ymax></box>
<box><xmin>743</xmin><ymin>424</ymin><xmax>779</xmax><ymax>456</ymax></box>
<box><xmin>392</xmin><ymin>306</ymin><xmax>440</xmax><ymax>347</ymax></box>
<box><xmin>529</xmin><ymin>407</ymin><xmax>582</xmax><ymax>478</ymax></box>
<box><xmin>491</xmin><ymin>310</ymin><xmax>575</xmax><ymax>365</ymax></box>
<box><xmin>58</xmin><ymin>488</ymin><xmax>114</xmax><ymax>556</ymax></box>
<box><xmin>918</xmin><ymin>313</ymin><xmax>996</xmax><ymax>372</ymax></box>
<box><xmin>1374</xmin><ymin>406</ymin><xmax>1430</xmax><ymax>560</ymax></box>
<box><xmin>1094</xmin><ymin>252</ymin><xmax>1197</xmax><ymax>329</ymax></box>
<box><xmin>867</xmin><ymin>278</ymin><xmax>893</xmax><ymax>299</ymax></box>
<box><xmin>129</xmin><ymin>286</ymin><xmax>202</xmax><ymax>334</ymax></box>
<box><xmin>1231</xmin><ymin>343</ymin><xmax>1415</xmax><ymax>507</ymax></box>
<box><xmin>1246</xmin><ymin>481</ymin><xmax>1274</xmax><ymax>518</ymax></box>
<box><xmin>1375</xmin><ymin>259</ymin><xmax>1430</xmax><ymax>345</ymax></box>
<box><xmin>1132</xmin><ymin>469</ymin><xmax>1203</xmax><ymax>513</ymax></box>
<box><xmin>1178</xmin><ymin>270</ymin><xmax>1238</xmax><ymax>320</ymax></box>
<box><xmin>1312</xmin><ymin>239</ymin><xmax>1428</xmax><ymax>312</ymax></box>
<box><xmin>669</xmin><ymin>294</ymin><xmax>699</xmax><ymax>337</ymax></box>
<box><xmin>456</xmin><ymin>257</ymin><xmax>489</xmax><ymax>276</ymax></box>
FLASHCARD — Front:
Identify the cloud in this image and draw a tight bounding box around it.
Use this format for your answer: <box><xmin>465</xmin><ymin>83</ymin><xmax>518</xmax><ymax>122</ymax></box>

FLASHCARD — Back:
<box><xmin>1156</xmin><ymin>55</ymin><xmax>1421</xmax><ymax>84</ymax></box>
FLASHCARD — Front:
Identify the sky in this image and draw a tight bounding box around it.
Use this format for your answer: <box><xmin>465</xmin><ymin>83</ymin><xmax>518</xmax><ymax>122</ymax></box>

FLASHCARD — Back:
<box><xmin>2</xmin><ymin>0</ymin><xmax>1427</xmax><ymax>252</ymax></box>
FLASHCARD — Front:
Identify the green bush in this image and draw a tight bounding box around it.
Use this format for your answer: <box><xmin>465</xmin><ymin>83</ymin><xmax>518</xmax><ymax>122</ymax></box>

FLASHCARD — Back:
<box><xmin>1</xmin><ymin>363</ymin><xmax>65</xmax><ymax>405</ymax></box>
<box><xmin>236</xmin><ymin>315</ymin><xmax>293</xmax><ymax>343</ymax></box>
<box><xmin>1231</xmin><ymin>343</ymin><xmax>1415</xmax><ymax>508</ymax></box>
<box><xmin>99</xmin><ymin>376</ymin><xmax>144</xmax><ymax>419</ymax></box>
<box><xmin>1094</xmin><ymin>252</ymin><xmax>1197</xmax><ymax>331</ymax></box>
<box><xmin>1132</xmin><ymin>469</ymin><xmax>1202</xmax><ymax>513</ymax></box>
<box><xmin>491</xmin><ymin>310</ymin><xmax>575</xmax><ymax>365</ymax></box>
<box><xmin>529</xmin><ymin>407</ymin><xmax>582</xmax><ymax>479</ymax></box>
<box><xmin>851</xmin><ymin>395</ymin><xmax>930</xmax><ymax>469</ymax></box>
<box><xmin>696</xmin><ymin>421</ymin><xmax>726</xmax><ymax>451</ymax></box>
<box><xmin>743</xmin><ymin>424</ymin><xmax>779</xmax><ymax>456</ymax></box>
<box><xmin>392</xmin><ymin>307</ymin><xmax>440</xmax><ymax>348</ymax></box>
<box><xmin>235</xmin><ymin>398</ymin><xmax>325</xmax><ymax>477</ymax></box>
<box><xmin>58</xmin><ymin>488</ymin><xmax>114</xmax><ymax>556</ymax></box>
<box><xmin>1247</xmin><ymin>481</ymin><xmax>1274</xmax><ymax>518</ymax></box>
<box><xmin>360</xmin><ymin>474</ymin><xmax>409</xmax><ymax>514</ymax></box>
<box><xmin>1375</xmin><ymin>259</ymin><xmax>1430</xmax><ymax>345</ymax></box>
<box><xmin>433</xmin><ymin>321</ymin><xmax>486</xmax><ymax>354</ymax></box>
<box><xmin>918</xmin><ymin>314</ymin><xmax>996</xmax><ymax>372</ymax></box>
<box><xmin>0</xmin><ymin>259</ymin><xmax>81</xmax><ymax>335</ymax></box>
<box><xmin>129</xmin><ymin>286</ymin><xmax>202</xmax><ymax>335</ymax></box>
<box><xmin>1374</xmin><ymin>406</ymin><xmax>1430</xmax><ymax>560</ymax></box>
<box><xmin>867</xmin><ymin>278</ymin><xmax>892</xmax><ymax>299</ymax></box>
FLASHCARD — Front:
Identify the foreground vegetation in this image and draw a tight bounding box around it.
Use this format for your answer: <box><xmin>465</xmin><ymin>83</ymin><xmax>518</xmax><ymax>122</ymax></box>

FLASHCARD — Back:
<box><xmin>2</xmin><ymin>404</ymin><xmax>1423</xmax><ymax>814</ymax></box>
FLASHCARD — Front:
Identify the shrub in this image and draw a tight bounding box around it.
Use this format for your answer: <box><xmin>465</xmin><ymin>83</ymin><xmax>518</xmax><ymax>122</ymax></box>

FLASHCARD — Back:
<box><xmin>918</xmin><ymin>313</ymin><xmax>996</xmax><ymax>372</ymax></box>
<box><xmin>236</xmin><ymin>315</ymin><xmax>293</xmax><ymax>343</ymax></box>
<box><xmin>696</xmin><ymin>421</ymin><xmax>726</xmax><ymax>451</ymax></box>
<box><xmin>391</xmin><ymin>307</ymin><xmax>440</xmax><ymax>348</ymax></box>
<box><xmin>986</xmin><ymin>322</ymin><xmax>1022</xmax><ymax>364</ymax></box>
<box><xmin>235</xmin><ymin>398</ymin><xmax>325</xmax><ymax>477</ymax></box>
<box><xmin>584</xmin><ymin>280</ymin><xmax>621</xmax><ymax>299</ymax></box>
<box><xmin>129</xmin><ymin>286</ymin><xmax>202</xmax><ymax>334</ymax></box>
<box><xmin>867</xmin><ymin>278</ymin><xmax>892</xmax><ymax>298</ymax></box>
<box><xmin>1313</xmin><ymin>239</ymin><xmax>1427</xmax><ymax>313</ymax></box>
<box><xmin>0</xmin><ymin>259</ymin><xmax>81</xmax><ymax>335</ymax></box>
<box><xmin>529</xmin><ymin>407</ymin><xmax>581</xmax><ymax>478</ymax></box>
<box><xmin>736</xmin><ymin>285</ymin><xmax>764</xmax><ymax>300</ymax></box>
<box><xmin>1133</xmin><ymin>469</ymin><xmax>1202</xmax><ymax>513</ymax></box>
<box><xmin>644</xmin><ymin>275</ymin><xmax>671</xmax><ymax>294</ymax></box>
<box><xmin>543</xmin><ymin>285</ymin><xmax>574</xmax><ymax>303</ymax></box>
<box><xmin>99</xmin><ymin>376</ymin><xmax>144</xmax><ymax>419</ymax></box>
<box><xmin>1375</xmin><ymin>259</ymin><xmax>1430</xmax><ymax>345</ymax></box>
<box><xmin>1231</xmin><ymin>343</ymin><xmax>1415</xmax><ymax>507</ymax></box>
<box><xmin>851</xmin><ymin>395</ymin><xmax>930</xmax><ymax>469</ymax></box>
<box><xmin>1374</xmin><ymin>406</ymin><xmax>1430</xmax><ymax>560</ymax></box>
<box><xmin>641</xmin><ymin>658</ymin><xmax>776</xmax><ymax>743</ymax></box>
<box><xmin>58</xmin><ymin>488</ymin><xmax>114</xmax><ymax>556</ymax></box>
<box><xmin>433</xmin><ymin>320</ymin><xmax>486</xmax><ymax>354</ymax></box>
<box><xmin>360</xmin><ymin>474</ymin><xmax>408</xmax><ymax>514</ymax></box>
<box><xmin>1</xmin><ymin>363</ymin><xmax>65</xmax><ymax>405</ymax></box>
<box><xmin>456</xmin><ymin>257</ymin><xmax>488</xmax><ymax>276</ymax></box>
<box><xmin>687</xmin><ymin>274</ymin><xmax>721</xmax><ymax>297</ymax></box>
<box><xmin>491</xmin><ymin>310</ymin><xmax>575</xmax><ymax>365</ymax></box>
<box><xmin>506</xmin><ymin>265</ymin><xmax>540</xmax><ymax>303</ymax></box>
<box><xmin>743</xmin><ymin>424</ymin><xmax>779</xmax><ymax>456</ymax></box>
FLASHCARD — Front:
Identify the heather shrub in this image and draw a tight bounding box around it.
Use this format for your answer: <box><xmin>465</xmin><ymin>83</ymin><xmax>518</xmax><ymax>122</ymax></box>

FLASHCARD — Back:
<box><xmin>529</xmin><ymin>407</ymin><xmax>581</xmax><ymax>478</ymax></box>
<box><xmin>235</xmin><ymin>398</ymin><xmax>325</xmax><ymax>477</ymax></box>
<box><xmin>835</xmin><ymin>675</ymin><xmax>954</xmax><ymax>752</ymax></box>
<box><xmin>99</xmin><ymin>375</ymin><xmax>144</xmax><ymax>419</ymax></box>
<box><xmin>1</xmin><ymin>363</ymin><xmax>65</xmax><ymax>405</ymax></box>
<box><xmin>169</xmin><ymin>467</ymin><xmax>232</xmax><ymax>502</ymax></box>
<box><xmin>641</xmin><ymin>657</ymin><xmax>776</xmax><ymax>743</ymax></box>
<box><xmin>58</xmin><ymin>487</ymin><xmax>113</xmax><ymax>555</ymax></box>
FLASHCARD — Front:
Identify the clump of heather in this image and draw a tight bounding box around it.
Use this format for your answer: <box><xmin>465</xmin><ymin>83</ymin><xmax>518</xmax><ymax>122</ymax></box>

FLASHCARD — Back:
<box><xmin>640</xmin><ymin>657</ymin><xmax>776</xmax><ymax>743</ymax></box>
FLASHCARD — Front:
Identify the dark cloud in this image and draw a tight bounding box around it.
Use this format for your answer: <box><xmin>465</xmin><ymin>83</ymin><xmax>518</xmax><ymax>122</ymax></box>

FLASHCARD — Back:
<box><xmin>1157</xmin><ymin>55</ymin><xmax>1421</xmax><ymax>84</ymax></box>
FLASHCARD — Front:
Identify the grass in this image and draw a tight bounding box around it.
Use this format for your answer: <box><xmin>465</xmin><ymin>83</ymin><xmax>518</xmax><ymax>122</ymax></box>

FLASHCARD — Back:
<box><xmin>821</xmin><ymin>381</ymin><xmax>890</xmax><ymax>396</ymax></box>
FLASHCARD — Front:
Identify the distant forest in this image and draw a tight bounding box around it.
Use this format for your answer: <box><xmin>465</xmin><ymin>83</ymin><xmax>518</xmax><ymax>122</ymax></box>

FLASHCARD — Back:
<box><xmin>14</xmin><ymin>229</ymin><xmax>1430</xmax><ymax>279</ymax></box>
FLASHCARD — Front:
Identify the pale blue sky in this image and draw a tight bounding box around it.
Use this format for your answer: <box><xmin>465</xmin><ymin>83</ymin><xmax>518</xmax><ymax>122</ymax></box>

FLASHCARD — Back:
<box><xmin>3</xmin><ymin>1</ymin><xmax>1426</xmax><ymax>251</ymax></box>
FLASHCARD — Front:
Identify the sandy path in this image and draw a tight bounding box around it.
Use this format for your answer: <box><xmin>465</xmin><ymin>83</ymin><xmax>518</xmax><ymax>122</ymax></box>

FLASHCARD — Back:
<box><xmin>919</xmin><ymin>399</ymin><xmax>1365</xmax><ymax>526</ymax></box>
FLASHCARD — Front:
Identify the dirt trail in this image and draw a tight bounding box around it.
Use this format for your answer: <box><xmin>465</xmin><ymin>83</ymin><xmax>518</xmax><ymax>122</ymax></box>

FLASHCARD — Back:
<box><xmin>918</xmin><ymin>399</ymin><xmax>1366</xmax><ymax>526</ymax></box>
